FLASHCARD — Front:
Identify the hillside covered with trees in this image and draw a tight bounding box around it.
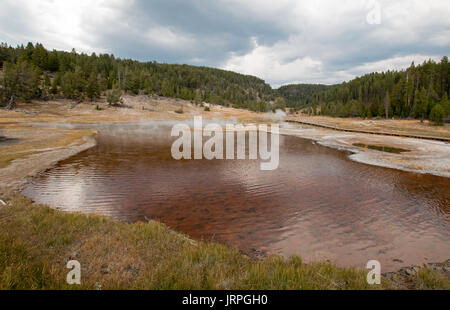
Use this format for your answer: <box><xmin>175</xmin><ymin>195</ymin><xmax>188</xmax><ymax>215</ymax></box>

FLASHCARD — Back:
<box><xmin>277</xmin><ymin>84</ymin><xmax>335</xmax><ymax>109</ymax></box>
<box><xmin>0</xmin><ymin>42</ymin><xmax>276</xmax><ymax>112</ymax></box>
<box><xmin>0</xmin><ymin>42</ymin><xmax>448</xmax><ymax>123</ymax></box>
<box><xmin>286</xmin><ymin>59</ymin><xmax>450</xmax><ymax>124</ymax></box>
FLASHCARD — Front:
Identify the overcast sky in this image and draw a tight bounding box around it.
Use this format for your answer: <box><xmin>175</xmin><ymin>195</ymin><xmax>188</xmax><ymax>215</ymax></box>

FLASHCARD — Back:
<box><xmin>1</xmin><ymin>0</ymin><xmax>449</xmax><ymax>87</ymax></box>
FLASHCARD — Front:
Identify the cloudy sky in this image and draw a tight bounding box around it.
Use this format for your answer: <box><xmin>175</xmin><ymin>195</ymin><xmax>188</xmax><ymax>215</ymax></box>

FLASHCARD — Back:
<box><xmin>0</xmin><ymin>0</ymin><xmax>449</xmax><ymax>87</ymax></box>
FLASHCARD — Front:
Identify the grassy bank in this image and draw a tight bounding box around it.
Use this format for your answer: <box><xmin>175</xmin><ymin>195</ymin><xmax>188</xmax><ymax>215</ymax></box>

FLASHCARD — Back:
<box><xmin>1</xmin><ymin>195</ymin><xmax>448</xmax><ymax>290</ymax></box>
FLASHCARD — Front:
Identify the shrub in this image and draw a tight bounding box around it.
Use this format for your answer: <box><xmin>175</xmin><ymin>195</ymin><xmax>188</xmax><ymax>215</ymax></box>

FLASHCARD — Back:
<box><xmin>429</xmin><ymin>104</ymin><xmax>445</xmax><ymax>125</ymax></box>
<box><xmin>106</xmin><ymin>88</ymin><xmax>122</xmax><ymax>106</ymax></box>
<box><xmin>2</xmin><ymin>61</ymin><xmax>41</xmax><ymax>102</ymax></box>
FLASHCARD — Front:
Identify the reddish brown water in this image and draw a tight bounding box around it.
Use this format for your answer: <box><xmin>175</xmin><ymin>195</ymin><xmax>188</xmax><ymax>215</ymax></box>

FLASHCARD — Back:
<box><xmin>23</xmin><ymin>125</ymin><xmax>450</xmax><ymax>272</ymax></box>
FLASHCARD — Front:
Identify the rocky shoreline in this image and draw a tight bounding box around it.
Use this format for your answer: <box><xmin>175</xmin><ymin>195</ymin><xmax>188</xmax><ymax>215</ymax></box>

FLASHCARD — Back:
<box><xmin>382</xmin><ymin>260</ymin><xmax>450</xmax><ymax>287</ymax></box>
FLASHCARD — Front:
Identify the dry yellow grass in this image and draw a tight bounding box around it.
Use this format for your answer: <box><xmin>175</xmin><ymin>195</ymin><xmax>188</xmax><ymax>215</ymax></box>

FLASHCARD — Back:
<box><xmin>0</xmin><ymin>96</ymin><xmax>265</xmax><ymax>125</ymax></box>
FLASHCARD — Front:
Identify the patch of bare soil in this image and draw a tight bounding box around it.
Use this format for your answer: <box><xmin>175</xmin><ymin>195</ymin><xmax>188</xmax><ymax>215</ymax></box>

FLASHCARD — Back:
<box><xmin>0</xmin><ymin>124</ymin><xmax>97</xmax><ymax>193</ymax></box>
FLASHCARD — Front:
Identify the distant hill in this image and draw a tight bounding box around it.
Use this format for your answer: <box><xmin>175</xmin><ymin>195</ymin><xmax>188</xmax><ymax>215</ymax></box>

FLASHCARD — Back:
<box><xmin>278</xmin><ymin>58</ymin><xmax>449</xmax><ymax>122</ymax></box>
<box><xmin>277</xmin><ymin>84</ymin><xmax>336</xmax><ymax>108</ymax></box>
<box><xmin>0</xmin><ymin>42</ymin><xmax>275</xmax><ymax>112</ymax></box>
<box><xmin>298</xmin><ymin>59</ymin><xmax>449</xmax><ymax>120</ymax></box>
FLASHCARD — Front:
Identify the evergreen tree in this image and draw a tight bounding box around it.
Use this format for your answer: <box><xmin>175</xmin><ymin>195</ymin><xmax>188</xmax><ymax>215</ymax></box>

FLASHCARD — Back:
<box><xmin>384</xmin><ymin>91</ymin><xmax>390</xmax><ymax>119</ymax></box>
<box><xmin>416</xmin><ymin>88</ymin><xmax>429</xmax><ymax>121</ymax></box>
<box><xmin>61</xmin><ymin>68</ymin><xmax>85</xmax><ymax>100</ymax></box>
<box><xmin>50</xmin><ymin>78</ymin><xmax>58</xmax><ymax>95</ymax></box>
<box><xmin>107</xmin><ymin>87</ymin><xmax>122</xmax><ymax>106</ymax></box>
<box><xmin>441</xmin><ymin>92</ymin><xmax>449</xmax><ymax>116</ymax></box>
<box><xmin>32</xmin><ymin>43</ymin><xmax>48</xmax><ymax>70</ymax></box>
<box><xmin>86</xmin><ymin>72</ymin><xmax>100</xmax><ymax>101</ymax></box>
<box><xmin>44</xmin><ymin>73</ymin><xmax>51</xmax><ymax>87</ymax></box>
<box><xmin>429</xmin><ymin>104</ymin><xmax>445</xmax><ymax>125</ymax></box>
<box><xmin>48</xmin><ymin>50</ymin><xmax>59</xmax><ymax>72</ymax></box>
<box><xmin>50</xmin><ymin>72</ymin><xmax>62</xmax><ymax>95</ymax></box>
<box><xmin>2</xmin><ymin>60</ymin><xmax>40</xmax><ymax>102</ymax></box>
<box><xmin>194</xmin><ymin>89</ymin><xmax>203</xmax><ymax>105</ymax></box>
<box><xmin>161</xmin><ymin>79</ymin><xmax>174</xmax><ymax>97</ymax></box>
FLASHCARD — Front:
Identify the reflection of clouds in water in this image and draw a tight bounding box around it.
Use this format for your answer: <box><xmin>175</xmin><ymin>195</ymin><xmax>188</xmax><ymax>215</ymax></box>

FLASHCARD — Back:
<box><xmin>49</xmin><ymin>174</ymin><xmax>85</xmax><ymax>211</ymax></box>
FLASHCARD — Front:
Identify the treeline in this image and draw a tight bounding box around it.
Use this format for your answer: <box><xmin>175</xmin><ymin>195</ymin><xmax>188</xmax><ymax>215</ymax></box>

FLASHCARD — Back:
<box><xmin>0</xmin><ymin>42</ymin><xmax>279</xmax><ymax>112</ymax></box>
<box><xmin>286</xmin><ymin>58</ymin><xmax>450</xmax><ymax>124</ymax></box>
<box><xmin>277</xmin><ymin>84</ymin><xmax>335</xmax><ymax>109</ymax></box>
<box><xmin>0</xmin><ymin>42</ymin><xmax>448</xmax><ymax>123</ymax></box>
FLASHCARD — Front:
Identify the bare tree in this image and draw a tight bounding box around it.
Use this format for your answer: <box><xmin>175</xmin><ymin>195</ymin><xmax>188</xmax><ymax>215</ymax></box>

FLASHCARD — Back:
<box><xmin>5</xmin><ymin>96</ymin><xmax>14</xmax><ymax>110</ymax></box>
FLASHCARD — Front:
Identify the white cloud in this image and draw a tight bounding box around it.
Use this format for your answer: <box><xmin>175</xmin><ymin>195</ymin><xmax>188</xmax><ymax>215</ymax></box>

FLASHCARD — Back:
<box><xmin>351</xmin><ymin>54</ymin><xmax>442</xmax><ymax>74</ymax></box>
<box><xmin>0</xmin><ymin>0</ymin><xmax>130</xmax><ymax>53</ymax></box>
<box><xmin>146</xmin><ymin>27</ymin><xmax>196</xmax><ymax>48</ymax></box>
<box><xmin>428</xmin><ymin>30</ymin><xmax>450</xmax><ymax>47</ymax></box>
<box><xmin>0</xmin><ymin>0</ymin><xmax>448</xmax><ymax>86</ymax></box>
<box><xmin>223</xmin><ymin>38</ymin><xmax>324</xmax><ymax>87</ymax></box>
<box><xmin>223</xmin><ymin>0</ymin><xmax>450</xmax><ymax>86</ymax></box>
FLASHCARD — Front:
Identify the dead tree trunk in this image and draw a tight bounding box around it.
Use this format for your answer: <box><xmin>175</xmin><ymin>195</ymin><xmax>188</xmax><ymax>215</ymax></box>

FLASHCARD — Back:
<box><xmin>5</xmin><ymin>96</ymin><xmax>15</xmax><ymax>110</ymax></box>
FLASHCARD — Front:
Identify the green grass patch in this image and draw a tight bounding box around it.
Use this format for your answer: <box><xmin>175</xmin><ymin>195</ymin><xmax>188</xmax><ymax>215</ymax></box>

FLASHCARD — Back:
<box><xmin>0</xmin><ymin>195</ymin><xmax>447</xmax><ymax>290</ymax></box>
<box><xmin>353</xmin><ymin>143</ymin><xmax>410</xmax><ymax>154</ymax></box>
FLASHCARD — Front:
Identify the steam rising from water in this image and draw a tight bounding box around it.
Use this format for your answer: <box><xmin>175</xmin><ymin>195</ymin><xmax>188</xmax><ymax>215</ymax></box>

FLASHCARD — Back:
<box><xmin>264</xmin><ymin>109</ymin><xmax>287</xmax><ymax>122</ymax></box>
